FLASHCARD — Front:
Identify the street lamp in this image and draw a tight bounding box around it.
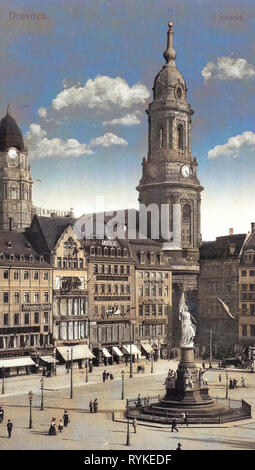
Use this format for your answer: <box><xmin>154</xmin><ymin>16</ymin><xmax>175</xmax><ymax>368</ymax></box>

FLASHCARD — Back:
<box><xmin>28</xmin><ymin>390</ymin><xmax>33</xmax><ymax>429</ymax></box>
<box><xmin>1</xmin><ymin>368</ymin><xmax>4</xmax><ymax>394</ymax></box>
<box><xmin>126</xmin><ymin>400</ymin><xmax>130</xmax><ymax>446</ymax></box>
<box><xmin>151</xmin><ymin>352</ymin><xmax>154</xmax><ymax>374</ymax></box>
<box><xmin>129</xmin><ymin>321</ymin><xmax>133</xmax><ymax>379</ymax></box>
<box><xmin>225</xmin><ymin>370</ymin><xmax>229</xmax><ymax>399</ymax></box>
<box><xmin>40</xmin><ymin>377</ymin><xmax>44</xmax><ymax>411</ymax></box>
<box><xmin>121</xmin><ymin>370</ymin><xmax>125</xmax><ymax>400</ymax></box>
<box><xmin>85</xmin><ymin>358</ymin><xmax>88</xmax><ymax>383</ymax></box>
<box><xmin>66</xmin><ymin>349</ymin><xmax>70</xmax><ymax>374</ymax></box>
<box><xmin>70</xmin><ymin>347</ymin><xmax>73</xmax><ymax>399</ymax></box>
<box><xmin>209</xmin><ymin>329</ymin><xmax>213</xmax><ymax>369</ymax></box>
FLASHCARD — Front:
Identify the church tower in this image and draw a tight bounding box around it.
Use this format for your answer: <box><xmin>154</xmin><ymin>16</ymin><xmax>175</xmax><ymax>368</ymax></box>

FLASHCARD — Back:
<box><xmin>0</xmin><ymin>107</ymin><xmax>33</xmax><ymax>231</ymax></box>
<box><xmin>137</xmin><ymin>23</ymin><xmax>203</xmax><ymax>343</ymax></box>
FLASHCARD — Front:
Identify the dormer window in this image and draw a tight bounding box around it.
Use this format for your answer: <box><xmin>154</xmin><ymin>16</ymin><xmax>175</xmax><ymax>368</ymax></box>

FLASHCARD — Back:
<box><xmin>90</xmin><ymin>246</ymin><xmax>95</xmax><ymax>256</ymax></box>
<box><xmin>9</xmin><ymin>253</ymin><xmax>14</xmax><ymax>262</ymax></box>
<box><xmin>27</xmin><ymin>243</ymin><xmax>31</xmax><ymax>250</ymax></box>
<box><xmin>20</xmin><ymin>255</ymin><xmax>25</xmax><ymax>261</ymax></box>
<box><xmin>40</xmin><ymin>256</ymin><xmax>44</xmax><ymax>263</ymax></box>
<box><xmin>110</xmin><ymin>247</ymin><xmax>115</xmax><ymax>257</ymax></box>
<box><xmin>8</xmin><ymin>241</ymin><xmax>12</xmax><ymax>249</ymax></box>
<box><xmin>29</xmin><ymin>255</ymin><xmax>34</xmax><ymax>262</ymax></box>
<box><xmin>139</xmin><ymin>251</ymin><xmax>145</xmax><ymax>264</ymax></box>
<box><xmin>0</xmin><ymin>253</ymin><xmax>4</xmax><ymax>261</ymax></box>
<box><xmin>149</xmin><ymin>251</ymin><xmax>155</xmax><ymax>264</ymax></box>
<box><xmin>117</xmin><ymin>248</ymin><xmax>121</xmax><ymax>257</ymax></box>
<box><xmin>104</xmin><ymin>247</ymin><xmax>109</xmax><ymax>256</ymax></box>
<box><xmin>97</xmin><ymin>247</ymin><xmax>102</xmax><ymax>256</ymax></box>
<box><xmin>123</xmin><ymin>248</ymin><xmax>128</xmax><ymax>257</ymax></box>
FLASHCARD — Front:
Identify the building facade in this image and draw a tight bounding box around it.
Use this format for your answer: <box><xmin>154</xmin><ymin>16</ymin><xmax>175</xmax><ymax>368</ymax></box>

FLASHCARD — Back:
<box><xmin>239</xmin><ymin>224</ymin><xmax>255</xmax><ymax>346</ymax></box>
<box><xmin>198</xmin><ymin>231</ymin><xmax>246</xmax><ymax>357</ymax></box>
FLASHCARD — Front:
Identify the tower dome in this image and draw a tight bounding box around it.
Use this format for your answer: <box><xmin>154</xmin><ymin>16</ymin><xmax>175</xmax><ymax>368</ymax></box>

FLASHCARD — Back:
<box><xmin>153</xmin><ymin>22</ymin><xmax>187</xmax><ymax>101</ymax></box>
<box><xmin>0</xmin><ymin>106</ymin><xmax>25</xmax><ymax>152</ymax></box>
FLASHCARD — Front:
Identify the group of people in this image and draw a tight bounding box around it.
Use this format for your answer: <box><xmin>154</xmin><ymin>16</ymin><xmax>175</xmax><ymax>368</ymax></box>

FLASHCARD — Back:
<box><xmin>102</xmin><ymin>370</ymin><xmax>114</xmax><ymax>382</ymax></box>
<box><xmin>48</xmin><ymin>410</ymin><xmax>70</xmax><ymax>436</ymax></box>
<box><xmin>171</xmin><ymin>413</ymin><xmax>189</xmax><ymax>432</ymax></box>
<box><xmin>0</xmin><ymin>407</ymin><xmax>13</xmax><ymax>439</ymax></box>
<box><xmin>228</xmin><ymin>377</ymin><xmax>245</xmax><ymax>389</ymax></box>
<box><xmin>89</xmin><ymin>398</ymin><xmax>98</xmax><ymax>413</ymax></box>
<box><xmin>42</xmin><ymin>368</ymin><xmax>52</xmax><ymax>378</ymax></box>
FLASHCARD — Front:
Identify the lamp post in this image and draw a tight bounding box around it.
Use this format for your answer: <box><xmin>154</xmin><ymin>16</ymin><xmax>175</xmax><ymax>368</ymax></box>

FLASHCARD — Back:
<box><xmin>209</xmin><ymin>329</ymin><xmax>213</xmax><ymax>369</ymax></box>
<box><xmin>121</xmin><ymin>369</ymin><xmax>125</xmax><ymax>400</ymax></box>
<box><xmin>85</xmin><ymin>358</ymin><xmax>88</xmax><ymax>383</ymax></box>
<box><xmin>66</xmin><ymin>349</ymin><xmax>70</xmax><ymax>374</ymax></box>
<box><xmin>70</xmin><ymin>347</ymin><xmax>73</xmax><ymax>399</ymax></box>
<box><xmin>151</xmin><ymin>352</ymin><xmax>154</xmax><ymax>374</ymax></box>
<box><xmin>1</xmin><ymin>368</ymin><xmax>4</xmax><ymax>394</ymax></box>
<box><xmin>28</xmin><ymin>390</ymin><xmax>33</xmax><ymax>429</ymax></box>
<box><xmin>129</xmin><ymin>321</ymin><xmax>133</xmax><ymax>379</ymax></box>
<box><xmin>40</xmin><ymin>377</ymin><xmax>44</xmax><ymax>411</ymax></box>
<box><xmin>126</xmin><ymin>400</ymin><xmax>130</xmax><ymax>446</ymax></box>
<box><xmin>225</xmin><ymin>370</ymin><xmax>229</xmax><ymax>399</ymax></box>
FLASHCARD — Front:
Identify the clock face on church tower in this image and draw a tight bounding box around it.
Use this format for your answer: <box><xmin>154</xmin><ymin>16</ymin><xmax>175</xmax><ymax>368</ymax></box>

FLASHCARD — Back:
<box><xmin>181</xmin><ymin>164</ymin><xmax>190</xmax><ymax>177</ymax></box>
<box><xmin>8</xmin><ymin>147</ymin><xmax>18</xmax><ymax>159</ymax></box>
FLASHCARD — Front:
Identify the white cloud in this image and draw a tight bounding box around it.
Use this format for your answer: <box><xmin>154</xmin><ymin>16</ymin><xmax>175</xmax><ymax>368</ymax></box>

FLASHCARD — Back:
<box><xmin>25</xmin><ymin>124</ymin><xmax>93</xmax><ymax>160</ymax></box>
<box><xmin>89</xmin><ymin>133</ymin><xmax>128</xmax><ymax>148</ymax></box>
<box><xmin>103</xmin><ymin>112</ymin><xmax>142</xmax><ymax>126</ymax></box>
<box><xmin>37</xmin><ymin>107</ymin><xmax>47</xmax><ymax>118</ymax></box>
<box><xmin>52</xmin><ymin>75</ymin><xmax>150</xmax><ymax>112</ymax></box>
<box><xmin>201</xmin><ymin>57</ymin><xmax>255</xmax><ymax>82</ymax></box>
<box><xmin>208</xmin><ymin>131</ymin><xmax>255</xmax><ymax>159</ymax></box>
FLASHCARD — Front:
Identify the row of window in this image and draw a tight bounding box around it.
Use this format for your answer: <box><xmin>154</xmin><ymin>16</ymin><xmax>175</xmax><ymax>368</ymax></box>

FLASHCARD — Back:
<box><xmin>241</xmin><ymin>304</ymin><xmax>255</xmax><ymax>314</ymax></box>
<box><xmin>138</xmin><ymin>271</ymin><xmax>169</xmax><ymax>279</ymax></box>
<box><xmin>0</xmin><ymin>252</ymin><xmax>45</xmax><ymax>263</ymax></box>
<box><xmin>139</xmin><ymin>304</ymin><xmax>168</xmax><ymax>317</ymax></box>
<box><xmin>94</xmin><ymin>284</ymin><xmax>131</xmax><ymax>295</ymax></box>
<box><xmin>3</xmin><ymin>311</ymin><xmax>49</xmax><ymax>326</ymax></box>
<box><xmin>241</xmin><ymin>325</ymin><xmax>255</xmax><ymax>337</ymax></box>
<box><xmin>56</xmin><ymin>257</ymin><xmax>84</xmax><ymax>269</ymax></box>
<box><xmin>2</xmin><ymin>269</ymin><xmax>50</xmax><ymax>281</ymax></box>
<box><xmin>158</xmin><ymin>123</ymin><xmax>184</xmax><ymax>150</ymax></box>
<box><xmin>241</xmin><ymin>293</ymin><xmax>255</xmax><ymax>301</ymax></box>
<box><xmin>2</xmin><ymin>291</ymin><xmax>50</xmax><ymax>304</ymax></box>
<box><xmin>94</xmin><ymin>264</ymin><xmax>131</xmax><ymax>275</ymax></box>
<box><xmin>138</xmin><ymin>324</ymin><xmax>164</xmax><ymax>337</ymax></box>
<box><xmin>0</xmin><ymin>334</ymin><xmax>49</xmax><ymax>349</ymax></box>
<box><xmin>240</xmin><ymin>284</ymin><xmax>255</xmax><ymax>291</ymax></box>
<box><xmin>138</xmin><ymin>286</ymin><xmax>169</xmax><ymax>297</ymax></box>
<box><xmin>90</xmin><ymin>246</ymin><xmax>128</xmax><ymax>257</ymax></box>
<box><xmin>241</xmin><ymin>270</ymin><xmax>255</xmax><ymax>277</ymax></box>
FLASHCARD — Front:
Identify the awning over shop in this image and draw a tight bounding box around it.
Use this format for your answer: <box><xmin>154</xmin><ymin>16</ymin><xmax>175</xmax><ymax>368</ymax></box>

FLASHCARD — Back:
<box><xmin>122</xmin><ymin>344</ymin><xmax>141</xmax><ymax>356</ymax></box>
<box><xmin>57</xmin><ymin>345</ymin><xmax>95</xmax><ymax>361</ymax></box>
<box><xmin>112</xmin><ymin>346</ymin><xmax>123</xmax><ymax>357</ymax></box>
<box><xmin>39</xmin><ymin>356</ymin><xmax>58</xmax><ymax>364</ymax></box>
<box><xmin>141</xmin><ymin>343</ymin><xmax>153</xmax><ymax>354</ymax></box>
<box><xmin>102</xmin><ymin>348</ymin><xmax>111</xmax><ymax>358</ymax></box>
<box><xmin>0</xmin><ymin>357</ymin><xmax>36</xmax><ymax>369</ymax></box>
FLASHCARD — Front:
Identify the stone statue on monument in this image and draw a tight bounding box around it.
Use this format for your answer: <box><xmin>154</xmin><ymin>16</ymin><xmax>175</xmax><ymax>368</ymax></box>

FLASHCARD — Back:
<box><xmin>179</xmin><ymin>292</ymin><xmax>196</xmax><ymax>348</ymax></box>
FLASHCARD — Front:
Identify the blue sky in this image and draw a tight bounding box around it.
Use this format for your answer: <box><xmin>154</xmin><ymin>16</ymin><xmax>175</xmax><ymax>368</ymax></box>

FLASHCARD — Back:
<box><xmin>1</xmin><ymin>0</ymin><xmax>255</xmax><ymax>240</ymax></box>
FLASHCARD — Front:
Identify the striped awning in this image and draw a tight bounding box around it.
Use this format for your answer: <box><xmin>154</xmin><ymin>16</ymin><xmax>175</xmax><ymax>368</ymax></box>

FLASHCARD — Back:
<box><xmin>0</xmin><ymin>357</ymin><xmax>36</xmax><ymax>369</ymax></box>
<box><xmin>102</xmin><ymin>348</ymin><xmax>111</xmax><ymax>358</ymax></box>
<box><xmin>57</xmin><ymin>344</ymin><xmax>95</xmax><ymax>361</ymax></box>
<box><xmin>112</xmin><ymin>346</ymin><xmax>123</xmax><ymax>357</ymax></box>
<box><xmin>141</xmin><ymin>343</ymin><xmax>153</xmax><ymax>354</ymax></box>
<box><xmin>39</xmin><ymin>356</ymin><xmax>58</xmax><ymax>364</ymax></box>
<box><xmin>122</xmin><ymin>344</ymin><xmax>141</xmax><ymax>355</ymax></box>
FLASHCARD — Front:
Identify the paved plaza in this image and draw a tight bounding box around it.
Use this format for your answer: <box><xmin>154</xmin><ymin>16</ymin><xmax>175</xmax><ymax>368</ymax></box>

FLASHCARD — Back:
<box><xmin>0</xmin><ymin>359</ymin><xmax>255</xmax><ymax>450</ymax></box>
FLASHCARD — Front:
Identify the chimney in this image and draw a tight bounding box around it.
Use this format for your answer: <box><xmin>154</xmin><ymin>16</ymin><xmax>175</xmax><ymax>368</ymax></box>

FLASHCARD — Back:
<box><xmin>229</xmin><ymin>228</ymin><xmax>234</xmax><ymax>236</ymax></box>
<box><xmin>251</xmin><ymin>223</ymin><xmax>255</xmax><ymax>233</ymax></box>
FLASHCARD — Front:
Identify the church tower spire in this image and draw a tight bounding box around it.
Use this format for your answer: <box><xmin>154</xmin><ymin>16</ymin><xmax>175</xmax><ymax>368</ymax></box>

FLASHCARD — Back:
<box><xmin>163</xmin><ymin>22</ymin><xmax>176</xmax><ymax>63</ymax></box>
<box><xmin>137</xmin><ymin>21</ymin><xmax>203</xmax><ymax>260</ymax></box>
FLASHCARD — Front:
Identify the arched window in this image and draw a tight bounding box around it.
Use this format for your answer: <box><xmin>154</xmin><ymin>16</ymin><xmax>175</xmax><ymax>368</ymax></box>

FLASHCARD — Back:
<box><xmin>177</xmin><ymin>124</ymin><xmax>184</xmax><ymax>150</ymax></box>
<box><xmin>90</xmin><ymin>246</ymin><xmax>95</xmax><ymax>256</ymax></box>
<box><xmin>182</xmin><ymin>204</ymin><xmax>191</xmax><ymax>245</ymax></box>
<box><xmin>97</xmin><ymin>246</ymin><xmax>102</xmax><ymax>256</ymax></box>
<box><xmin>159</xmin><ymin>128</ymin><xmax>163</xmax><ymax>148</ymax></box>
<box><xmin>177</xmin><ymin>87</ymin><xmax>182</xmax><ymax>99</ymax></box>
<box><xmin>104</xmin><ymin>247</ymin><xmax>109</xmax><ymax>256</ymax></box>
<box><xmin>169</xmin><ymin>119</ymin><xmax>173</xmax><ymax>149</ymax></box>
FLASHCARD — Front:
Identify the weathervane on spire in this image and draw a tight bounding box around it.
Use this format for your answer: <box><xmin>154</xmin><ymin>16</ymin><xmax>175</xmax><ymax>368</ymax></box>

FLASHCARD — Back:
<box><xmin>163</xmin><ymin>21</ymin><xmax>176</xmax><ymax>64</ymax></box>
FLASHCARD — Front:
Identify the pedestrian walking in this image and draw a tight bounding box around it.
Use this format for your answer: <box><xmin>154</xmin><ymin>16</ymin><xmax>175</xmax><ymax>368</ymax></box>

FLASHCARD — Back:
<box><xmin>110</xmin><ymin>371</ymin><xmax>114</xmax><ymax>380</ymax></box>
<box><xmin>183</xmin><ymin>412</ymin><xmax>188</xmax><ymax>427</ymax></box>
<box><xmin>241</xmin><ymin>377</ymin><xmax>245</xmax><ymax>387</ymax></box>
<box><xmin>58</xmin><ymin>419</ymin><xmax>63</xmax><ymax>433</ymax></box>
<box><xmin>7</xmin><ymin>419</ymin><xmax>13</xmax><ymax>438</ymax></box>
<box><xmin>132</xmin><ymin>418</ymin><xmax>137</xmax><ymax>433</ymax></box>
<box><xmin>49</xmin><ymin>419</ymin><xmax>56</xmax><ymax>435</ymax></box>
<box><xmin>63</xmin><ymin>410</ymin><xmax>69</xmax><ymax>427</ymax></box>
<box><xmin>229</xmin><ymin>379</ymin><xmax>233</xmax><ymax>390</ymax></box>
<box><xmin>106</xmin><ymin>370</ymin><xmax>110</xmax><ymax>380</ymax></box>
<box><xmin>219</xmin><ymin>373</ymin><xmax>222</xmax><ymax>383</ymax></box>
<box><xmin>103</xmin><ymin>370</ymin><xmax>106</xmax><ymax>383</ymax></box>
<box><xmin>0</xmin><ymin>407</ymin><xmax>4</xmax><ymax>423</ymax></box>
<box><xmin>89</xmin><ymin>399</ymin><xmax>93</xmax><ymax>413</ymax></box>
<box><xmin>93</xmin><ymin>398</ymin><xmax>98</xmax><ymax>413</ymax></box>
<box><xmin>171</xmin><ymin>418</ymin><xmax>179</xmax><ymax>432</ymax></box>
<box><xmin>202</xmin><ymin>361</ymin><xmax>205</xmax><ymax>370</ymax></box>
<box><xmin>137</xmin><ymin>394</ymin><xmax>142</xmax><ymax>407</ymax></box>
<box><xmin>176</xmin><ymin>442</ymin><xmax>182</xmax><ymax>451</ymax></box>
<box><xmin>233</xmin><ymin>379</ymin><xmax>238</xmax><ymax>389</ymax></box>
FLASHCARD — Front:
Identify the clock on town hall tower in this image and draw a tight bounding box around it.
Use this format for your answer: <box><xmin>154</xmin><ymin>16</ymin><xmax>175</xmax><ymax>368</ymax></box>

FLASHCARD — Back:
<box><xmin>0</xmin><ymin>106</ymin><xmax>33</xmax><ymax>231</ymax></box>
<box><xmin>137</xmin><ymin>23</ymin><xmax>204</xmax><ymax>343</ymax></box>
